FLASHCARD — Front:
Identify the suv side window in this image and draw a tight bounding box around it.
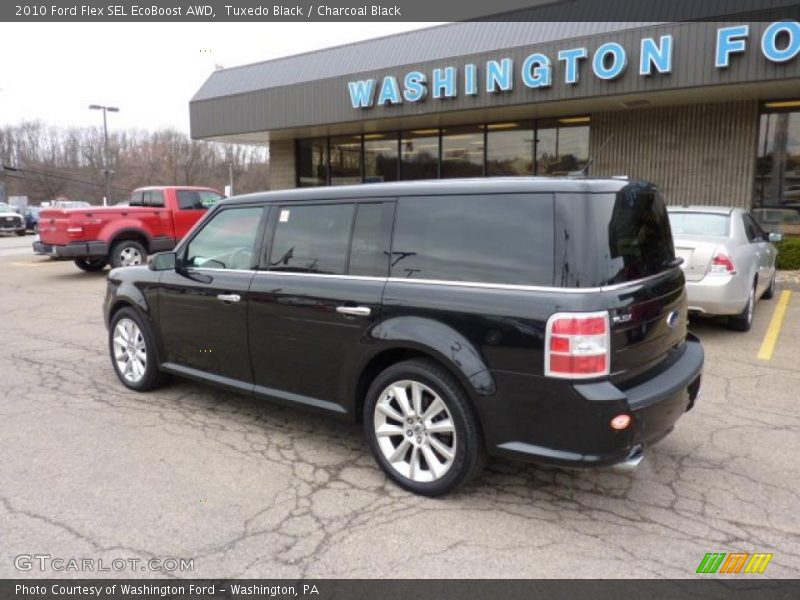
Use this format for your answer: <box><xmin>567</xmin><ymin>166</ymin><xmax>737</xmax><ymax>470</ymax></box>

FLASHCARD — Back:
<box><xmin>268</xmin><ymin>203</ymin><xmax>354</xmax><ymax>275</ymax></box>
<box><xmin>348</xmin><ymin>203</ymin><xmax>393</xmax><ymax>277</ymax></box>
<box><xmin>184</xmin><ymin>206</ymin><xmax>264</xmax><ymax>270</ymax></box>
<box><xmin>390</xmin><ymin>194</ymin><xmax>554</xmax><ymax>285</ymax></box>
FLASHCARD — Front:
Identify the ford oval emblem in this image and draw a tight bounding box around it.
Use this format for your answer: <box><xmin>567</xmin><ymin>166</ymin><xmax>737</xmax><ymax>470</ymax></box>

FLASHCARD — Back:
<box><xmin>666</xmin><ymin>310</ymin><xmax>680</xmax><ymax>329</ymax></box>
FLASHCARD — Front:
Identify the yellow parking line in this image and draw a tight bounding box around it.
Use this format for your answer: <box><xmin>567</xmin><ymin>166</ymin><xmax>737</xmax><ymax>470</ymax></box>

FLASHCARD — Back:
<box><xmin>757</xmin><ymin>290</ymin><xmax>792</xmax><ymax>361</ymax></box>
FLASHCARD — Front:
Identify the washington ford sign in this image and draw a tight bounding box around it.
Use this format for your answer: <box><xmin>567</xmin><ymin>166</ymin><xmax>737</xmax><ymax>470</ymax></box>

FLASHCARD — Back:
<box><xmin>348</xmin><ymin>21</ymin><xmax>800</xmax><ymax>109</ymax></box>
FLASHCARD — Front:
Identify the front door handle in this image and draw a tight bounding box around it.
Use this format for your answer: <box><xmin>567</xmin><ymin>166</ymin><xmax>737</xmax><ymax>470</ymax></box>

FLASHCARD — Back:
<box><xmin>217</xmin><ymin>293</ymin><xmax>241</xmax><ymax>303</ymax></box>
<box><xmin>336</xmin><ymin>306</ymin><xmax>371</xmax><ymax>317</ymax></box>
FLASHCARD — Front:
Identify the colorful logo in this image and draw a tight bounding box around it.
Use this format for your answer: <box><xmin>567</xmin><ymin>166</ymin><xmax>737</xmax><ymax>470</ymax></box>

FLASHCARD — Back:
<box><xmin>696</xmin><ymin>552</ymin><xmax>773</xmax><ymax>574</ymax></box>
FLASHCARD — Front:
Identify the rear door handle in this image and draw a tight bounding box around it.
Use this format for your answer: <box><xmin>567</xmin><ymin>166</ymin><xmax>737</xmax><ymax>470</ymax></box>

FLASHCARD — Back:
<box><xmin>336</xmin><ymin>306</ymin><xmax>371</xmax><ymax>317</ymax></box>
<box><xmin>217</xmin><ymin>293</ymin><xmax>241</xmax><ymax>303</ymax></box>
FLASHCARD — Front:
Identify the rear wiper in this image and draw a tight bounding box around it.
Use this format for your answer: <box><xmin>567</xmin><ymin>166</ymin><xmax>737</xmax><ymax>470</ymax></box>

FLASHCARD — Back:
<box><xmin>665</xmin><ymin>257</ymin><xmax>684</xmax><ymax>268</ymax></box>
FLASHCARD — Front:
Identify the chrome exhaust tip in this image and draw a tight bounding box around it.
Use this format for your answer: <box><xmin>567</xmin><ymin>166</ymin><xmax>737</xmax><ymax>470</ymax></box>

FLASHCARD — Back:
<box><xmin>613</xmin><ymin>446</ymin><xmax>644</xmax><ymax>471</ymax></box>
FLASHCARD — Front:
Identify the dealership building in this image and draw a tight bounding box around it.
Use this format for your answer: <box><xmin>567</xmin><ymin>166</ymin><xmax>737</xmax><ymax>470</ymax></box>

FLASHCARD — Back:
<box><xmin>190</xmin><ymin>18</ymin><xmax>800</xmax><ymax>208</ymax></box>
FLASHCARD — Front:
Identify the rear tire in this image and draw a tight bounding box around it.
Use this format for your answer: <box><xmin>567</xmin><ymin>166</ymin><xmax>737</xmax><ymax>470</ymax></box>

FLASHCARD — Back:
<box><xmin>74</xmin><ymin>258</ymin><xmax>107</xmax><ymax>272</ymax></box>
<box><xmin>728</xmin><ymin>282</ymin><xmax>756</xmax><ymax>332</ymax></box>
<box><xmin>363</xmin><ymin>358</ymin><xmax>486</xmax><ymax>497</ymax></box>
<box><xmin>763</xmin><ymin>272</ymin><xmax>776</xmax><ymax>300</ymax></box>
<box><xmin>109</xmin><ymin>240</ymin><xmax>147</xmax><ymax>268</ymax></box>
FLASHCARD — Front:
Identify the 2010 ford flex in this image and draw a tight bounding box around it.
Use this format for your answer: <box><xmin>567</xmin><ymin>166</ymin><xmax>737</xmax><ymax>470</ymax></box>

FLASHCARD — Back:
<box><xmin>104</xmin><ymin>178</ymin><xmax>704</xmax><ymax>496</ymax></box>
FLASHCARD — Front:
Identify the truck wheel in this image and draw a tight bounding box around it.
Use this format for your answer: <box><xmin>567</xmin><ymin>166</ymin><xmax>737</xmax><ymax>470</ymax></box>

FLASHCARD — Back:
<box><xmin>363</xmin><ymin>358</ymin><xmax>487</xmax><ymax>497</ymax></box>
<box><xmin>74</xmin><ymin>258</ymin><xmax>107</xmax><ymax>272</ymax></box>
<box><xmin>15</xmin><ymin>230</ymin><xmax>26</xmax><ymax>236</ymax></box>
<box><xmin>110</xmin><ymin>240</ymin><xmax>147</xmax><ymax>268</ymax></box>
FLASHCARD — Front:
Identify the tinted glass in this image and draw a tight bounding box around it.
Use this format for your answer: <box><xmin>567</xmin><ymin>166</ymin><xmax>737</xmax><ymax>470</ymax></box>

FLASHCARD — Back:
<box><xmin>669</xmin><ymin>212</ymin><xmax>729</xmax><ymax>236</ymax></box>
<box><xmin>536</xmin><ymin>120</ymin><xmax>590</xmax><ymax>175</ymax></box>
<box><xmin>555</xmin><ymin>184</ymin><xmax>675</xmax><ymax>287</ymax></box>
<box><xmin>401</xmin><ymin>130</ymin><xmax>439</xmax><ymax>180</ymax></box>
<box><xmin>349</xmin><ymin>203</ymin><xmax>391</xmax><ymax>277</ymax></box>
<box><xmin>146</xmin><ymin>190</ymin><xmax>165</xmax><ymax>207</ymax></box>
<box><xmin>441</xmin><ymin>126</ymin><xmax>484</xmax><ymax>178</ymax></box>
<box><xmin>486</xmin><ymin>122</ymin><xmax>533</xmax><ymax>176</ymax></box>
<box><xmin>129</xmin><ymin>191</ymin><xmax>145</xmax><ymax>206</ymax></box>
<box><xmin>330</xmin><ymin>135</ymin><xmax>362</xmax><ymax>186</ymax></box>
<box><xmin>297</xmin><ymin>138</ymin><xmax>328</xmax><ymax>187</ymax></box>
<box><xmin>754</xmin><ymin>110</ymin><xmax>800</xmax><ymax>207</ymax></box>
<box><xmin>184</xmin><ymin>207</ymin><xmax>263</xmax><ymax>270</ymax></box>
<box><xmin>391</xmin><ymin>194</ymin><xmax>554</xmax><ymax>285</ymax></box>
<box><xmin>269</xmin><ymin>204</ymin><xmax>354</xmax><ymax>275</ymax></box>
<box><xmin>364</xmin><ymin>133</ymin><xmax>398</xmax><ymax>183</ymax></box>
<box><xmin>178</xmin><ymin>190</ymin><xmax>223</xmax><ymax>210</ymax></box>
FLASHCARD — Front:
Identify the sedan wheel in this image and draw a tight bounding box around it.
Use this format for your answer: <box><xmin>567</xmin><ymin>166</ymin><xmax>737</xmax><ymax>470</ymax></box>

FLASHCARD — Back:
<box><xmin>112</xmin><ymin>318</ymin><xmax>147</xmax><ymax>384</ymax></box>
<box><xmin>729</xmin><ymin>283</ymin><xmax>755</xmax><ymax>332</ymax></box>
<box><xmin>373</xmin><ymin>380</ymin><xmax>457</xmax><ymax>483</ymax></box>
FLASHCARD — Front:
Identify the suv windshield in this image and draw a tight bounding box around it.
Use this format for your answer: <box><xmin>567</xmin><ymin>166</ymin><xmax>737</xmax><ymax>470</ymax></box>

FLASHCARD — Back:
<box><xmin>556</xmin><ymin>182</ymin><xmax>675</xmax><ymax>287</ymax></box>
<box><xmin>669</xmin><ymin>212</ymin><xmax>729</xmax><ymax>236</ymax></box>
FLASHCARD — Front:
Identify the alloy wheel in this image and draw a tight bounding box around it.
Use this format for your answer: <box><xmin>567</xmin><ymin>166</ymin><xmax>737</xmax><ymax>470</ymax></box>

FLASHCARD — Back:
<box><xmin>373</xmin><ymin>380</ymin><xmax>457</xmax><ymax>483</ymax></box>
<box><xmin>112</xmin><ymin>318</ymin><xmax>147</xmax><ymax>383</ymax></box>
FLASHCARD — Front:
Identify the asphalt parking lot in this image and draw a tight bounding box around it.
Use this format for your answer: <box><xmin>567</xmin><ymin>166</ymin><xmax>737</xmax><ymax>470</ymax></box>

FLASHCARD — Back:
<box><xmin>1</xmin><ymin>233</ymin><xmax>799</xmax><ymax>579</ymax></box>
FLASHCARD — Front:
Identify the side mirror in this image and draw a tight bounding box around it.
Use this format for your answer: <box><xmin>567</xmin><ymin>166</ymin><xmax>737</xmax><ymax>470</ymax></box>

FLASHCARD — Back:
<box><xmin>148</xmin><ymin>251</ymin><xmax>177</xmax><ymax>271</ymax></box>
<box><xmin>768</xmin><ymin>232</ymin><xmax>783</xmax><ymax>243</ymax></box>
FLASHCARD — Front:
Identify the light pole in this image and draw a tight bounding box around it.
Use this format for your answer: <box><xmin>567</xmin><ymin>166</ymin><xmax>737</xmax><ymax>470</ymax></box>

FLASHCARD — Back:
<box><xmin>89</xmin><ymin>104</ymin><xmax>119</xmax><ymax>205</ymax></box>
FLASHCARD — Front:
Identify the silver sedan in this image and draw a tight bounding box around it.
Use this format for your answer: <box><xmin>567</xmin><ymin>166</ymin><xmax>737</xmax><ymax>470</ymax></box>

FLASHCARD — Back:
<box><xmin>667</xmin><ymin>206</ymin><xmax>781</xmax><ymax>332</ymax></box>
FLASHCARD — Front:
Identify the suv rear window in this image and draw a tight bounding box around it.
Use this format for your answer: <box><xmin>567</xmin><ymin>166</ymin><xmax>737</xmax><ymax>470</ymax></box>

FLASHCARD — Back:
<box><xmin>555</xmin><ymin>183</ymin><xmax>675</xmax><ymax>287</ymax></box>
<box><xmin>390</xmin><ymin>194</ymin><xmax>554</xmax><ymax>286</ymax></box>
<box><xmin>669</xmin><ymin>212</ymin><xmax>729</xmax><ymax>236</ymax></box>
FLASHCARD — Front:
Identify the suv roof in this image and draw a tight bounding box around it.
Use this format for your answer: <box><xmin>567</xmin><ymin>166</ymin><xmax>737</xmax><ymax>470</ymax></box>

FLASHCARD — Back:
<box><xmin>227</xmin><ymin>177</ymin><xmax>633</xmax><ymax>205</ymax></box>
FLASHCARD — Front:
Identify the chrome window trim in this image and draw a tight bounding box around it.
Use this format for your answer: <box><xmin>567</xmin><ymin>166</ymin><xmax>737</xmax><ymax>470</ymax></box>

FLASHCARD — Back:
<box><xmin>190</xmin><ymin>265</ymin><xmax>678</xmax><ymax>293</ymax></box>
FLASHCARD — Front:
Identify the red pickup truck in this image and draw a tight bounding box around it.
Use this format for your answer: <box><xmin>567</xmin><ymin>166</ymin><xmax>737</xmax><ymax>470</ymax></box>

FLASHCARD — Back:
<box><xmin>34</xmin><ymin>186</ymin><xmax>224</xmax><ymax>271</ymax></box>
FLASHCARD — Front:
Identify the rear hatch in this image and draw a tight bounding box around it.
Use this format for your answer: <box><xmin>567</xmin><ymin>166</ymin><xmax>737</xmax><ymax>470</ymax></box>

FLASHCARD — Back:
<box><xmin>555</xmin><ymin>181</ymin><xmax>687</xmax><ymax>384</ymax></box>
<box><xmin>668</xmin><ymin>210</ymin><xmax>731</xmax><ymax>282</ymax></box>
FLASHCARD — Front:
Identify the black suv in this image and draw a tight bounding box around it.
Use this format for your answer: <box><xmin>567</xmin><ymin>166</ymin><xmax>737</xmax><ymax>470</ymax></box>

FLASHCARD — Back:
<box><xmin>104</xmin><ymin>178</ymin><xmax>703</xmax><ymax>496</ymax></box>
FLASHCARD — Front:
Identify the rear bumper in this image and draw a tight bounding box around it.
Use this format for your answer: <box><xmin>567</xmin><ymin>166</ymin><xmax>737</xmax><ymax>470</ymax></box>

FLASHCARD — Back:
<box><xmin>685</xmin><ymin>274</ymin><xmax>749</xmax><ymax>316</ymax></box>
<box><xmin>486</xmin><ymin>336</ymin><xmax>704</xmax><ymax>468</ymax></box>
<box><xmin>33</xmin><ymin>240</ymin><xmax>108</xmax><ymax>259</ymax></box>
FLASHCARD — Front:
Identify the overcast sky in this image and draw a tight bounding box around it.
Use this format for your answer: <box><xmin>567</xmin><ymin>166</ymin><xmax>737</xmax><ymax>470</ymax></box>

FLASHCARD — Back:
<box><xmin>0</xmin><ymin>22</ymin><xmax>439</xmax><ymax>135</ymax></box>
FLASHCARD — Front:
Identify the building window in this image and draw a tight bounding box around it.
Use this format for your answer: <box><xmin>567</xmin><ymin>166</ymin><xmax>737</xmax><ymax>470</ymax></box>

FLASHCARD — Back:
<box><xmin>401</xmin><ymin>129</ymin><xmax>439</xmax><ymax>180</ymax></box>
<box><xmin>329</xmin><ymin>135</ymin><xmax>362</xmax><ymax>186</ymax></box>
<box><xmin>297</xmin><ymin>138</ymin><xmax>328</xmax><ymax>187</ymax></box>
<box><xmin>486</xmin><ymin>122</ymin><xmax>534</xmax><ymax>176</ymax></box>
<box><xmin>294</xmin><ymin>116</ymin><xmax>590</xmax><ymax>186</ymax></box>
<box><xmin>755</xmin><ymin>104</ymin><xmax>800</xmax><ymax>207</ymax></box>
<box><xmin>536</xmin><ymin>118</ymin><xmax>590</xmax><ymax>175</ymax></box>
<box><xmin>364</xmin><ymin>133</ymin><xmax>399</xmax><ymax>183</ymax></box>
<box><xmin>441</xmin><ymin>125</ymin><xmax>484</xmax><ymax>178</ymax></box>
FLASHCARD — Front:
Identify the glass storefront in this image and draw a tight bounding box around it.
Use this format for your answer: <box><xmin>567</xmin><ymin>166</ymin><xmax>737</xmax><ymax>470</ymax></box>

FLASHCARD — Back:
<box><xmin>755</xmin><ymin>106</ymin><xmax>800</xmax><ymax>207</ymax></box>
<box><xmin>329</xmin><ymin>135</ymin><xmax>362</xmax><ymax>186</ymax></box>
<box><xmin>296</xmin><ymin>117</ymin><xmax>590</xmax><ymax>186</ymax></box>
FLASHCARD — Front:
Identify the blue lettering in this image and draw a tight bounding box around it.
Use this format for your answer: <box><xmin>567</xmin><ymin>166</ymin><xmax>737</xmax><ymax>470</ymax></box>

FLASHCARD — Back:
<box><xmin>486</xmin><ymin>58</ymin><xmax>513</xmax><ymax>93</ymax></box>
<box><xmin>716</xmin><ymin>25</ymin><xmax>749</xmax><ymax>68</ymax></box>
<box><xmin>521</xmin><ymin>53</ymin><xmax>552</xmax><ymax>88</ymax></box>
<box><xmin>403</xmin><ymin>71</ymin><xmax>428</xmax><ymax>103</ymax></box>
<box><xmin>376</xmin><ymin>76</ymin><xmax>402</xmax><ymax>106</ymax></box>
<box><xmin>347</xmin><ymin>79</ymin><xmax>375</xmax><ymax>109</ymax></box>
<box><xmin>761</xmin><ymin>21</ymin><xmax>800</xmax><ymax>63</ymax></box>
<box><xmin>432</xmin><ymin>67</ymin><xmax>457</xmax><ymax>99</ymax></box>
<box><xmin>593</xmin><ymin>42</ymin><xmax>627</xmax><ymax>80</ymax></box>
<box><xmin>640</xmin><ymin>35</ymin><xmax>673</xmax><ymax>75</ymax></box>
<box><xmin>558</xmin><ymin>48</ymin><xmax>587</xmax><ymax>84</ymax></box>
<box><xmin>464</xmin><ymin>63</ymin><xmax>478</xmax><ymax>95</ymax></box>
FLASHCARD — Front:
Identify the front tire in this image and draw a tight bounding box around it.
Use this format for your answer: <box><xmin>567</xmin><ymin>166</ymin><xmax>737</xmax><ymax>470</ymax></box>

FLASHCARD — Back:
<box><xmin>15</xmin><ymin>230</ymin><xmax>26</xmax><ymax>236</ymax></box>
<box><xmin>74</xmin><ymin>258</ymin><xmax>107</xmax><ymax>272</ymax></box>
<box><xmin>363</xmin><ymin>358</ymin><xmax>486</xmax><ymax>497</ymax></box>
<box><xmin>728</xmin><ymin>282</ymin><xmax>756</xmax><ymax>332</ymax></box>
<box><xmin>109</xmin><ymin>240</ymin><xmax>147</xmax><ymax>268</ymax></box>
<box><xmin>108</xmin><ymin>307</ymin><xmax>167</xmax><ymax>391</ymax></box>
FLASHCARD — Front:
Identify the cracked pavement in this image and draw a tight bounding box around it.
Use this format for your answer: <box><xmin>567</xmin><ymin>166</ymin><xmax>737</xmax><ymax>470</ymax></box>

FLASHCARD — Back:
<box><xmin>1</xmin><ymin>237</ymin><xmax>798</xmax><ymax>579</ymax></box>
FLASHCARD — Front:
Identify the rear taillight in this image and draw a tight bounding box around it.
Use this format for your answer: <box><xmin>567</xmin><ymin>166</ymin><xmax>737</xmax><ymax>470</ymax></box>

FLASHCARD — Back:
<box><xmin>709</xmin><ymin>249</ymin><xmax>736</xmax><ymax>275</ymax></box>
<box><xmin>545</xmin><ymin>311</ymin><xmax>610</xmax><ymax>379</ymax></box>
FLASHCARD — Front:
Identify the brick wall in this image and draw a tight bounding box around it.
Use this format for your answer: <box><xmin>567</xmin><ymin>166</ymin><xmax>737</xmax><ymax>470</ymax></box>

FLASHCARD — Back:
<box><xmin>589</xmin><ymin>101</ymin><xmax>759</xmax><ymax>208</ymax></box>
<box><xmin>268</xmin><ymin>139</ymin><xmax>296</xmax><ymax>190</ymax></box>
